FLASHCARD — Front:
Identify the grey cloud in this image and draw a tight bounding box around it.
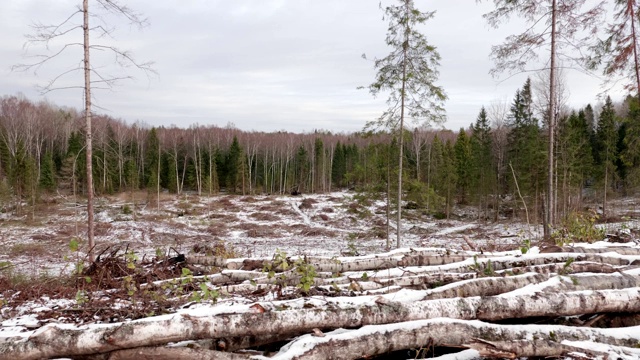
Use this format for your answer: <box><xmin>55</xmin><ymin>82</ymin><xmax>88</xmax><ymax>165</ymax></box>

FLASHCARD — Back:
<box><xmin>0</xmin><ymin>0</ymin><xmax>626</xmax><ymax>133</ymax></box>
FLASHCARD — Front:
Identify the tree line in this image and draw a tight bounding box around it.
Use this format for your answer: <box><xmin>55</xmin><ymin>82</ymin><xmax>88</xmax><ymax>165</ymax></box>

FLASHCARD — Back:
<box><xmin>1</xmin><ymin>83</ymin><xmax>638</xmax><ymax>222</ymax></box>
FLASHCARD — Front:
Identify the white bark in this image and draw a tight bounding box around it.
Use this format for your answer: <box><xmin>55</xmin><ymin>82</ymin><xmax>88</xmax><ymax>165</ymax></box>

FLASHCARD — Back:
<box><xmin>262</xmin><ymin>319</ymin><xmax>640</xmax><ymax>360</ymax></box>
<box><xmin>3</xmin><ymin>288</ymin><xmax>640</xmax><ymax>359</ymax></box>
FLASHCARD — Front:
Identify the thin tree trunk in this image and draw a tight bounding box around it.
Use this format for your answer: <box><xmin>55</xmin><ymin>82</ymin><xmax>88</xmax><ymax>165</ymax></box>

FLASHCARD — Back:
<box><xmin>397</xmin><ymin>0</ymin><xmax>409</xmax><ymax>249</ymax></box>
<box><xmin>157</xmin><ymin>142</ymin><xmax>160</xmax><ymax>213</ymax></box>
<box><xmin>604</xmin><ymin>165</ymin><xmax>608</xmax><ymax>219</ymax></box>
<box><xmin>83</xmin><ymin>0</ymin><xmax>95</xmax><ymax>262</ymax></box>
<box><xmin>630</xmin><ymin>0</ymin><xmax>640</xmax><ymax>101</ymax></box>
<box><xmin>386</xmin><ymin>156</ymin><xmax>391</xmax><ymax>251</ymax></box>
<box><xmin>545</xmin><ymin>0</ymin><xmax>557</xmax><ymax>241</ymax></box>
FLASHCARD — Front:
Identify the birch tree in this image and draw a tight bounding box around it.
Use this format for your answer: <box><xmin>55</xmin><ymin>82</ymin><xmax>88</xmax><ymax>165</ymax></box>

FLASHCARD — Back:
<box><xmin>363</xmin><ymin>0</ymin><xmax>446</xmax><ymax>248</ymax></box>
<box><xmin>480</xmin><ymin>0</ymin><xmax>604</xmax><ymax>240</ymax></box>
<box><xmin>13</xmin><ymin>0</ymin><xmax>154</xmax><ymax>262</ymax></box>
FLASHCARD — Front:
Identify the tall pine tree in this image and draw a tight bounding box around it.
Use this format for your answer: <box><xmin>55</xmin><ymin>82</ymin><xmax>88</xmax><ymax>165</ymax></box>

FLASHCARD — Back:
<box><xmin>595</xmin><ymin>96</ymin><xmax>619</xmax><ymax>218</ymax></box>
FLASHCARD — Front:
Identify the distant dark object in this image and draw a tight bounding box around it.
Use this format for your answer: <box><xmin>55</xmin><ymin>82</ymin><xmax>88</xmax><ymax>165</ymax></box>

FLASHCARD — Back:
<box><xmin>291</xmin><ymin>190</ymin><xmax>301</xmax><ymax>196</ymax></box>
<box><xmin>167</xmin><ymin>254</ymin><xmax>185</xmax><ymax>264</ymax></box>
<box><xmin>177</xmin><ymin>211</ymin><xmax>184</xmax><ymax>217</ymax></box>
<box><xmin>404</xmin><ymin>201</ymin><xmax>419</xmax><ymax>210</ymax></box>
<box><xmin>433</xmin><ymin>211</ymin><xmax>447</xmax><ymax>220</ymax></box>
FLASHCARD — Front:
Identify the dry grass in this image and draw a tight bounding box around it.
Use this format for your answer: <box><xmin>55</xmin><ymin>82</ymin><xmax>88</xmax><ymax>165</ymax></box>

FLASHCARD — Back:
<box><xmin>136</xmin><ymin>213</ymin><xmax>175</xmax><ymax>222</ymax></box>
<box><xmin>258</xmin><ymin>203</ymin><xmax>282</xmax><ymax>212</ymax></box>
<box><xmin>31</xmin><ymin>233</ymin><xmax>55</xmax><ymax>241</ymax></box>
<box><xmin>205</xmin><ymin>222</ymin><xmax>229</xmax><ymax>237</ymax></box>
<box><xmin>314</xmin><ymin>214</ymin><xmax>330</xmax><ymax>221</ymax></box>
<box><xmin>298</xmin><ymin>198</ymin><xmax>318</xmax><ymax>210</ymax></box>
<box><xmin>208</xmin><ymin>213</ymin><xmax>239</xmax><ymax>222</ymax></box>
<box><xmin>275</xmin><ymin>207</ymin><xmax>298</xmax><ymax>217</ymax></box>
<box><xmin>234</xmin><ymin>223</ymin><xmax>278</xmax><ymax>238</ymax></box>
<box><xmin>208</xmin><ymin>197</ymin><xmax>240</xmax><ymax>212</ymax></box>
<box><xmin>192</xmin><ymin>239</ymin><xmax>239</xmax><ymax>258</ymax></box>
<box><xmin>250</xmin><ymin>212</ymin><xmax>281</xmax><ymax>222</ymax></box>
<box><xmin>297</xmin><ymin>226</ymin><xmax>338</xmax><ymax>237</ymax></box>
<box><xmin>8</xmin><ymin>242</ymin><xmax>49</xmax><ymax>257</ymax></box>
<box><xmin>94</xmin><ymin>222</ymin><xmax>113</xmax><ymax>236</ymax></box>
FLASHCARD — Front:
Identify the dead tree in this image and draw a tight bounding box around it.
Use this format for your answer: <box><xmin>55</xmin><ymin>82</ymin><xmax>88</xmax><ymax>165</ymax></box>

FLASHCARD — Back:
<box><xmin>13</xmin><ymin>0</ymin><xmax>154</xmax><ymax>261</ymax></box>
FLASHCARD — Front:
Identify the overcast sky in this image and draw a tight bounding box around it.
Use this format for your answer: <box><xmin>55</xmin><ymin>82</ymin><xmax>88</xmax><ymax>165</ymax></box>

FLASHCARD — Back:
<box><xmin>0</xmin><ymin>0</ymin><xmax>626</xmax><ymax>133</ymax></box>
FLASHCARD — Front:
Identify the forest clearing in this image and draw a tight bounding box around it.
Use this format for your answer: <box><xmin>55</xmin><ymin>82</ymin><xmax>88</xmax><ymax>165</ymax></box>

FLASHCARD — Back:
<box><xmin>4</xmin><ymin>0</ymin><xmax>640</xmax><ymax>358</ymax></box>
<box><xmin>1</xmin><ymin>191</ymin><xmax>640</xmax><ymax>359</ymax></box>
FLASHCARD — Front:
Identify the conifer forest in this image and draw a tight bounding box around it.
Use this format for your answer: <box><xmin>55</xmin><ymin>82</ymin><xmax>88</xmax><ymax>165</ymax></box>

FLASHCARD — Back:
<box><xmin>1</xmin><ymin>80</ymin><xmax>638</xmax><ymax>225</ymax></box>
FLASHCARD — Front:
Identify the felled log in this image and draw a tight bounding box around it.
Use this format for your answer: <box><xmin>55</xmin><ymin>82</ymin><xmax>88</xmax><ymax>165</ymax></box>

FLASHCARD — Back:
<box><xmin>80</xmin><ymin>346</ymin><xmax>251</xmax><ymax>360</ymax></box>
<box><xmin>253</xmin><ymin>319</ymin><xmax>640</xmax><ymax>360</ymax></box>
<box><xmin>3</xmin><ymin>287</ymin><xmax>640</xmax><ymax>359</ymax></box>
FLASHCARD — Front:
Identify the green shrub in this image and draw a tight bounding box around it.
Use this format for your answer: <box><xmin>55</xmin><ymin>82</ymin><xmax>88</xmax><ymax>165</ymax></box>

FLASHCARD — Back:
<box><xmin>553</xmin><ymin>211</ymin><xmax>605</xmax><ymax>245</ymax></box>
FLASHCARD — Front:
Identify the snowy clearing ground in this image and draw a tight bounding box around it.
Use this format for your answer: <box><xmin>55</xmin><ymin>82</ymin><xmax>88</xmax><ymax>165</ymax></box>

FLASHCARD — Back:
<box><xmin>2</xmin><ymin>192</ymin><xmax>640</xmax><ymax>359</ymax></box>
<box><xmin>0</xmin><ymin>191</ymin><xmax>549</xmax><ymax>276</ymax></box>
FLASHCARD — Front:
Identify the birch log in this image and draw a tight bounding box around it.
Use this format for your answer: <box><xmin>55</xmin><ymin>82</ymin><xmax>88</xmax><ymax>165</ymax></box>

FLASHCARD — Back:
<box><xmin>3</xmin><ymin>288</ymin><xmax>640</xmax><ymax>359</ymax></box>
<box><xmin>260</xmin><ymin>319</ymin><xmax>640</xmax><ymax>360</ymax></box>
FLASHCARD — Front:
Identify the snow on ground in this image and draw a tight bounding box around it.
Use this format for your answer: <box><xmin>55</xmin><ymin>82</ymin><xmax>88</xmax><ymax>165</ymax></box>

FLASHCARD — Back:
<box><xmin>1</xmin><ymin>192</ymin><xmax>640</xmax><ymax>359</ymax></box>
<box><xmin>0</xmin><ymin>190</ymin><xmax>637</xmax><ymax>277</ymax></box>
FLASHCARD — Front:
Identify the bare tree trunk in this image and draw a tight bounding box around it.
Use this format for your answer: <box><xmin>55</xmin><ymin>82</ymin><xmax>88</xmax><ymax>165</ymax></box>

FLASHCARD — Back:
<box><xmin>157</xmin><ymin>141</ymin><xmax>160</xmax><ymax>213</ymax></box>
<box><xmin>510</xmin><ymin>163</ymin><xmax>530</xmax><ymax>232</ymax></box>
<box><xmin>83</xmin><ymin>0</ymin><xmax>95</xmax><ymax>263</ymax></box>
<box><xmin>180</xmin><ymin>154</ymin><xmax>187</xmax><ymax>194</ymax></box>
<box><xmin>396</xmin><ymin>0</ymin><xmax>409</xmax><ymax>249</ymax></box>
<box><xmin>604</xmin><ymin>164</ymin><xmax>608</xmax><ymax>219</ymax></box>
<box><xmin>631</xmin><ymin>0</ymin><xmax>640</xmax><ymax>101</ymax></box>
<box><xmin>386</xmin><ymin>158</ymin><xmax>391</xmax><ymax>251</ymax></box>
<box><xmin>545</xmin><ymin>0</ymin><xmax>557</xmax><ymax>241</ymax></box>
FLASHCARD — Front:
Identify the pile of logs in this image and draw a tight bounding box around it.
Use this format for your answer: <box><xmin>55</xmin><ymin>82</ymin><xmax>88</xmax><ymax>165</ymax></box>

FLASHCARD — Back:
<box><xmin>2</xmin><ymin>244</ymin><xmax>640</xmax><ymax>359</ymax></box>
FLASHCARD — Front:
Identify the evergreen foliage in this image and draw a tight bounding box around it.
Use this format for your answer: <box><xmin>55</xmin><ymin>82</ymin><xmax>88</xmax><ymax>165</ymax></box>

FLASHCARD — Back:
<box><xmin>1</xmin><ymin>91</ymin><xmax>640</xmax><ymax>227</ymax></box>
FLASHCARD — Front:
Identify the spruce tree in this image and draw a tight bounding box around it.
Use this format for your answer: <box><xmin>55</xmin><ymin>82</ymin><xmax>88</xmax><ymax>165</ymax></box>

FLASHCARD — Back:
<box><xmin>471</xmin><ymin>107</ymin><xmax>494</xmax><ymax>218</ymax></box>
<box><xmin>226</xmin><ymin>136</ymin><xmax>243</xmax><ymax>194</ymax></box>
<box><xmin>442</xmin><ymin>140</ymin><xmax>458</xmax><ymax>218</ymax></box>
<box><xmin>145</xmin><ymin>128</ymin><xmax>160</xmax><ymax>189</ymax></box>
<box><xmin>313</xmin><ymin>138</ymin><xmax>324</xmax><ymax>193</ymax></box>
<box><xmin>39</xmin><ymin>152</ymin><xmax>56</xmax><ymax>191</ymax></box>
<box><xmin>363</xmin><ymin>0</ymin><xmax>446</xmax><ymax>248</ymax></box>
<box><xmin>454</xmin><ymin>129</ymin><xmax>472</xmax><ymax>204</ymax></box>
<box><xmin>331</xmin><ymin>142</ymin><xmax>346</xmax><ymax>189</ymax></box>
<box><xmin>506</xmin><ymin>80</ymin><xmax>546</xmax><ymax>220</ymax></box>
<box><xmin>596</xmin><ymin>96</ymin><xmax>619</xmax><ymax>218</ymax></box>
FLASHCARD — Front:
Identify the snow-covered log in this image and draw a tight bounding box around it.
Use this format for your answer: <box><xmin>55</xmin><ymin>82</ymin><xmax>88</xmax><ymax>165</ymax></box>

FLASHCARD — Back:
<box><xmin>82</xmin><ymin>346</ymin><xmax>252</xmax><ymax>360</ymax></box>
<box><xmin>3</xmin><ymin>287</ymin><xmax>640</xmax><ymax>359</ymax></box>
<box><xmin>257</xmin><ymin>319</ymin><xmax>640</xmax><ymax>360</ymax></box>
<box><xmin>341</xmin><ymin>252</ymin><xmax>639</xmax><ymax>281</ymax></box>
<box><xmin>558</xmin><ymin>246</ymin><xmax>640</xmax><ymax>255</ymax></box>
<box><xmin>188</xmin><ymin>248</ymin><xmax>496</xmax><ymax>273</ymax></box>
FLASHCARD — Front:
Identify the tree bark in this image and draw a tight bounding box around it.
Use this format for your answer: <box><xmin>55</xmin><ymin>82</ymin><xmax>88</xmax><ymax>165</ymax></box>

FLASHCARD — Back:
<box><xmin>261</xmin><ymin>319</ymin><xmax>640</xmax><ymax>360</ymax></box>
<box><xmin>83</xmin><ymin>0</ymin><xmax>95</xmax><ymax>263</ymax></box>
<box><xmin>545</xmin><ymin>0</ymin><xmax>557</xmax><ymax>241</ymax></box>
<box><xmin>4</xmin><ymin>288</ymin><xmax>640</xmax><ymax>359</ymax></box>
